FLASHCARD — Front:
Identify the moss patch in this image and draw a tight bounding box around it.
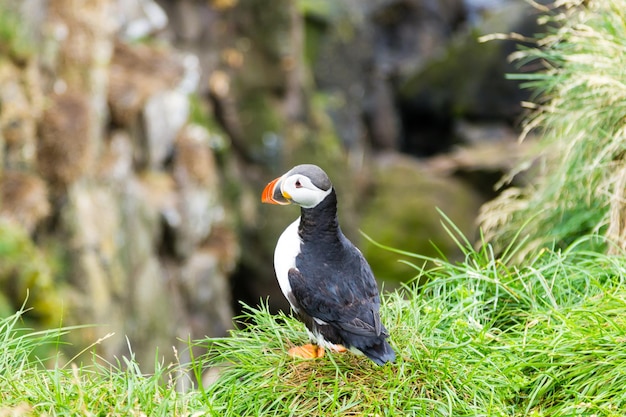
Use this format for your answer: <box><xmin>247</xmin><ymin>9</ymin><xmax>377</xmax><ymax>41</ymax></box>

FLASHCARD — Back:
<box><xmin>360</xmin><ymin>157</ymin><xmax>483</xmax><ymax>283</ymax></box>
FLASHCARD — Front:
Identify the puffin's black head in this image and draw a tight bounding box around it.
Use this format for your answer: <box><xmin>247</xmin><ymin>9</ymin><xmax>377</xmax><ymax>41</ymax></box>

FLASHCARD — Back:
<box><xmin>262</xmin><ymin>164</ymin><xmax>333</xmax><ymax>209</ymax></box>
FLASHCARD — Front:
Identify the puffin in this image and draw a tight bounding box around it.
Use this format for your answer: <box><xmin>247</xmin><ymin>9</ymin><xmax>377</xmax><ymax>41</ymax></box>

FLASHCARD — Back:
<box><xmin>261</xmin><ymin>164</ymin><xmax>395</xmax><ymax>366</ymax></box>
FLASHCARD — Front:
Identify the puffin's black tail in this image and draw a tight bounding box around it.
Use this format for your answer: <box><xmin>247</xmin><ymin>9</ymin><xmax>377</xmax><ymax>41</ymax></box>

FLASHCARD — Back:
<box><xmin>363</xmin><ymin>339</ymin><xmax>396</xmax><ymax>366</ymax></box>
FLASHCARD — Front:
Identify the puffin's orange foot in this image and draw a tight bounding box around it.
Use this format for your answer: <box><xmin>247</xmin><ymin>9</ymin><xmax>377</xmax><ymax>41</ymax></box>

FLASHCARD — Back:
<box><xmin>330</xmin><ymin>344</ymin><xmax>347</xmax><ymax>353</ymax></box>
<box><xmin>288</xmin><ymin>344</ymin><xmax>325</xmax><ymax>359</ymax></box>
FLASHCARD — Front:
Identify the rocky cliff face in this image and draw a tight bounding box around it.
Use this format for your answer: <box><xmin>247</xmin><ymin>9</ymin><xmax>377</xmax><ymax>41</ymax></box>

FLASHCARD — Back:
<box><xmin>0</xmin><ymin>0</ymin><xmax>237</xmax><ymax>368</ymax></box>
<box><xmin>0</xmin><ymin>0</ymin><xmax>542</xmax><ymax>368</ymax></box>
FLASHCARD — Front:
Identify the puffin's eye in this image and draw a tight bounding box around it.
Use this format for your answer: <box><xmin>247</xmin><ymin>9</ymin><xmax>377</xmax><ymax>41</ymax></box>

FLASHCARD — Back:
<box><xmin>295</xmin><ymin>180</ymin><xmax>302</xmax><ymax>188</ymax></box>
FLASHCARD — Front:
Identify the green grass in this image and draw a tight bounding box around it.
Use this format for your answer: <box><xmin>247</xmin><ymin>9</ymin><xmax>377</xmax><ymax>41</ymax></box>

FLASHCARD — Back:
<box><xmin>0</xmin><ymin>309</ymin><xmax>210</xmax><ymax>415</ymax></box>
<box><xmin>479</xmin><ymin>0</ymin><xmax>626</xmax><ymax>258</ymax></box>
<box><xmin>2</xmin><ymin>233</ymin><xmax>626</xmax><ymax>416</ymax></box>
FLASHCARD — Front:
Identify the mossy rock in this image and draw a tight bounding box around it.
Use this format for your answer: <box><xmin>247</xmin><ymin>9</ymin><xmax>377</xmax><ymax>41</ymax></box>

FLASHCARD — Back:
<box><xmin>359</xmin><ymin>155</ymin><xmax>483</xmax><ymax>284</ymax></box>
<box><xmin>0</xmin><ymin>2</ymin><xmax>35</xmax><ymax>63</ymax></box>
<box><xmin>0</xmin><ymin>220</ymin><xmax>62</xmax><ymax>323</ymax></box>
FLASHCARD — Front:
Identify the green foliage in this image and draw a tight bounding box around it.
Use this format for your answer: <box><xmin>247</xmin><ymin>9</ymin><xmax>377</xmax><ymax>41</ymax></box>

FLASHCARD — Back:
<box><xmin>297</xmin><ymin>0</ymin><xmax>339</xmax><ymax>20</ymax></box>
<box><xmin>199</xmin><ymin>234</ymin><xmax>626</xmax><ymax>416</ymax></box>
<box><xmin>3</xmin><ymin>231</ymin><xmax>626</xmax><ymax>415</ymax></box>
<box><xmin>479</xmin><ymin>0</ymin><xmax>626</xmax><ymax>258</ymax></box>
<box><xmin>0</xmin><ymin>308</ymin><xmax>208</xmax><ymax>415</ymax></box>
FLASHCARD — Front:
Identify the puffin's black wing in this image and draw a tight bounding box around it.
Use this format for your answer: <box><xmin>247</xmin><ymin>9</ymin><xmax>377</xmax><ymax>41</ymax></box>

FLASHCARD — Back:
<box><xmin>289</xmin><ymin>239</ymin><xmax>381</xmax><ymax>319</ymax></box>
<box><xmin>289</xmin><ymin>267</ymin><xmax>396</xmax><ymax>365</ymax></box>
<box><xmin>288</xmin><ymin>266</ymin><xmax>384</xmax><ymax>337</ymax></box>
<box><xmin>288</xmin><ymin>240</ymin><xmax>395</xmax><ymax>364</ymax></box>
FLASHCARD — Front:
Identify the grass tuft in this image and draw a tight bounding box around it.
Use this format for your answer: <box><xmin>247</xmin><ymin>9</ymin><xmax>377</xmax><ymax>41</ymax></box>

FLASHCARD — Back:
<box><xmin>479</xmin><ymin>0</ymin><xmax>626</xmax><ymax>259</ymax></box>
<box><xmin>0</xmin><ymin>307</ymin><xmax>210</xmax><ymax>415</ymax></box>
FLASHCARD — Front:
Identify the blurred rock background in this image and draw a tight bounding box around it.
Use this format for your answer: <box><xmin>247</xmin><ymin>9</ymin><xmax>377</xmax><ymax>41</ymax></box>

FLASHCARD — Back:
<box><xmin>0</xmin><ymin>0</ymin><xmax>543</xmax><ymax>367</ymax></box>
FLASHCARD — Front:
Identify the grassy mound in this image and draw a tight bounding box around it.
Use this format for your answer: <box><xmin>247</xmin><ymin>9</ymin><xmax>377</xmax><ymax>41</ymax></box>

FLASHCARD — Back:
<box><xmin>2</xmin><ymin>234</ymin><xmax>626</xmax><ymax>416</ymax></box>
<box><xmin>199</xmin><ymin>234</ymin><xmax>626</xmax><ymax>416</ymax></box>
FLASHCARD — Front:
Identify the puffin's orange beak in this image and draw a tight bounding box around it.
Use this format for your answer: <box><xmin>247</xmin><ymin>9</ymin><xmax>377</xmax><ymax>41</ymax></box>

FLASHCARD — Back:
<box><xmin>262</xmin><ymin>176</ymin><xmax>291</xmax><ymax>205</ymax></box>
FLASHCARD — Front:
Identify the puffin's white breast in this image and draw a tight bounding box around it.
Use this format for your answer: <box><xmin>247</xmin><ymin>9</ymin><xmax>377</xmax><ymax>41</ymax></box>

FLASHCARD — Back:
<box><xmin>274</xmin><ymin>217</ymin><xmax>302</xmax><ymax>306</ymax></box>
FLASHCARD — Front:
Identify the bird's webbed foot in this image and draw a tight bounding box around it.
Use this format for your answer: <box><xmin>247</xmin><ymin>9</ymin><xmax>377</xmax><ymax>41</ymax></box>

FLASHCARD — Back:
<box><xmin>287</xmin><ymin>343</ymin><xmax>348</xmax><ymax>359</ymax></box>
<box><xmin>287</xmin><ymin>344</ymin><xmax>325</xmax><ymax>359</ymax></box>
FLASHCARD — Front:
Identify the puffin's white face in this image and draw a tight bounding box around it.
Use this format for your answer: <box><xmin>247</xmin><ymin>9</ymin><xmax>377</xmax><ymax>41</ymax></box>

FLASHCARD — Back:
<box><xmin>262</xmin><ymin>164</ymin><xmax>333</xmax><ymax>209</ymax></box>
<box><xmin>280</xmin><ymin>173</ymin><xmax>332</xmax><ymax>209</ymax></box>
